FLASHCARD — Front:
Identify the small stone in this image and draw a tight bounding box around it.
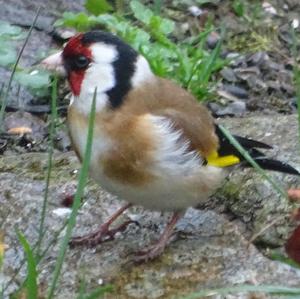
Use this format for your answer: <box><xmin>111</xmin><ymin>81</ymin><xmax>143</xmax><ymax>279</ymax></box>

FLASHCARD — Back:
<box><xmin>248</xmin><ymin>77</ymin><xmax>268</xmax><ymax>92</ymax></box>
<box><xmin>217</xmin><ymin>89</ymin><xmax>239</xmax><ymax>102</ymax></box>
<box><xmin>220</xmin><ymin>67</ymin><xmax>237</xmax><ymax>82</ymax></box>
<box><xmin>206</xmin><ymin>31</ymin><xmax>220</xmax><ymax>49</ymax></box>
<box><xmin>229</xmin><ymin>100</ymin><xmax>247</xmax><ymax>114</ymax></box>
<box><xmin>247</xmin><ymin>51</ymin><xmax>269</xmax><ymax>66</ymax></box>
<box><xmin>292</xmin><ymin>19</ymin><xmax>299</xmax><ymax>29</ymax></box>
<box><xmin>52</xmin><ymin>208</ymin><xmax>72</xmax><ymax>218</ymax></box>
<box><xmin>223</xmin><ymin>84</ymin><xmax>249</xmax><ymax>99</ymax></box>
<box><xmin>234</xmin><ymin>67</ymin><xmax>261</xmax><ymax>81</ymax></box>
<box><xmin>279</xmin><ymin>24</ymin><xmax>293</xmax><ymax>44</ymax></box>
<box><xmin>97</xmin><ymin>278</ymin><xmax>103</xmax><ymax>285</ymax></box>
<box><xmin>209</xmin><ymin>100</ymin><xmax>246</xmax><ymax>117</ymax></box>
<box><xmin>226</xmin><ymin>53</ymin><xmax>246</xmax><ymax>67</ymax></box>
<box><xmin>262</xmin><ymin>2</ymin><xmax>277</xmax><ymax>15</ymax></box>
<box><xmin>263</xmin><ymin>60</ymin><xmax>283</xmax><ymax>71</ymax></box>
<box><xmin>188</xmin><ymin>6</ymin><xmax>203</xmax><ymax>17</ymax></box>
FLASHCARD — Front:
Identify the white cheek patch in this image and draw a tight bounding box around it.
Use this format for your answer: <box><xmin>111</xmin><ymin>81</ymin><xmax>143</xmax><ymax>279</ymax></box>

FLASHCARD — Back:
<box><xmin>131</xmin><ymin>55</ymin><xmax>154</xmax><ymax>87</ymax></box>
<box><xmin>71</xmin><ymin>43</ymin><xmax>119</xmax><ymax>114</ymax></box>
<box><xmin>90</xmin><ymin>43</ymin><xmax>118</xmax><ymax>64</ymax></box>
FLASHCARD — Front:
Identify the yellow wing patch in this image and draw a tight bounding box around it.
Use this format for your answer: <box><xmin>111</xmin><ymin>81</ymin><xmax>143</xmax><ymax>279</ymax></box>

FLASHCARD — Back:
<box><xmin>206</xmin><ymin>150</ymin><xmax>240</xmax><ymax>168</ymax></box>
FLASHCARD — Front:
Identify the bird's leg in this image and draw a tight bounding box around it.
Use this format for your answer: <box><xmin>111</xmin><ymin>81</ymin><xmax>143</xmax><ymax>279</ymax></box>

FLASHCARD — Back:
<box><xmin>134</xmin><ymin>212</ymin><xmax>182</xmax><ymax>262</ymax></box>
<box><xmin>70</xmin><ymin>203</ymin><xmax>132</xmax><ymax>247</ymax></box>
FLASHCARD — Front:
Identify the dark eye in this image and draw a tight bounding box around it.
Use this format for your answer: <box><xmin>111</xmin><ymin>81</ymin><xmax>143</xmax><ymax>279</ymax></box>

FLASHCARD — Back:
<box><xmin>74</xmin><ymin>55</ymin><xmax>90</xmax><ymax>69</ymax></box>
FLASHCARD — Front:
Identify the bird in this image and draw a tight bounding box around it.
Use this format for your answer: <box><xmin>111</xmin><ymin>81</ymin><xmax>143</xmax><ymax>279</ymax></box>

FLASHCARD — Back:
<box><xmin>42</xmin><ymin>31</ymin><xmax>300</xmax><ymax>262</ymax></box>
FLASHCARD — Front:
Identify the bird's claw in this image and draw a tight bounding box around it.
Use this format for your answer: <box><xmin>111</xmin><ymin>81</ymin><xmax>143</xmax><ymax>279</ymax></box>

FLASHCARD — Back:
<box><xmin>133</xmin><ymin>244</ymin><xmax>166</xmax><ymax>263</ymax></box>
<box><xmin>70</xmin><ymin>220</ymin><xmax>137</xmax><ymax>248</ymax></box>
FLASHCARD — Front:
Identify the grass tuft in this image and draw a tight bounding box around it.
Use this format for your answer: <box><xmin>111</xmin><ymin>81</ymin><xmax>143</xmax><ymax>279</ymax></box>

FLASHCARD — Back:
<box><xmin>47</xmin><ymin>88</ymin><xmax>97</xmax><ymax>299</ymax></box>
<box><xmin>16</xmin><ymin>231</ymin><xmax>38</xmax><ymax>299</ymax></box>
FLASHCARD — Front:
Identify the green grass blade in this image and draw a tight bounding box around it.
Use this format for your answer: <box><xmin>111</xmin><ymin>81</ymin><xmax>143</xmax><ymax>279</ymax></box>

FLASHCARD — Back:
<box><xmin>47</xmin><ymin>88</ymin><xmax>97</xmax><ymax>299</ymax></box>
<box><xmin>182</xmin><ymin>285</ymin><xmax>300</xmax><ymax>299</ymax></box>
<box><xmin>270</xmin><ymin>250</ymin><xmax>300</xmax><ymax>269</ymax></box>
<box><xmin>83</xmin><ymin>285</ymin><xmax>113</xmax><ymax>299</ymax></box>
<box><xmin>16</xmin><ymin>231</ymin><xmax>38</xmax><ymax>299</ymax></box>
<box><xmin>36</xmin><ymin>76</ymin><xmax>58</xmax><ymax>256</ymax></box>
<box><xmin>218</xmin><ymin>125</ymin><xmax>287</xmax><ymax>198</ymax></box>
<box><xmin>76</xmin><ymin>279</ymin><xmax>87</xmax><ymax>299</ymax></box>
<box><xmin>0</xmin><ymin>7</ymin><xmax>41</xmax><ymax>130</ymax></box>
<box><xmin>4</xmin><ymin>200</ymin><xmax>80</xmax><ymax>292</ymax></box>
<box><xmin>198</xmin><ymin>28</ymin><xmax>224</xmax><ymax>84</ymax></box>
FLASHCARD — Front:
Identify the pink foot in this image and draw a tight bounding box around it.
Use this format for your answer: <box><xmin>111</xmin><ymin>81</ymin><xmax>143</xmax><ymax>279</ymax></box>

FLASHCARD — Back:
<box><xmin>134</xmin><ymin>243</ymin><xmax>167</xmax><ymax>262</ymax></box>
<box><xmin>133</xmin><ymin>212</ymin><xmax>182</xmax><ymax>263</ymax></box>
<box><xmin>69</xmin><ymin>203</ymin><xmax>132</xmax><ymax>247</ymax></box>
<box><xmin>70</xmin><ymin>220</ymin><xmax>134</xmax><ymax>247</ymax></box>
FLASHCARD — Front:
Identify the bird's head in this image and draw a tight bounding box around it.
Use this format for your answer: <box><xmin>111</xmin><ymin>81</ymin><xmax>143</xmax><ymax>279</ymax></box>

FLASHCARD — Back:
<box><xmin>42</xmin><ymin>31</ymin><xmax>153</xmax><ymax>111</ymax></box>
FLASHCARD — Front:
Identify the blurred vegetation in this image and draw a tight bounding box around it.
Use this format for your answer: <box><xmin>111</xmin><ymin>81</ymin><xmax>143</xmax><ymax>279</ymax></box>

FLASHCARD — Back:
<box><xmin>0</xmin><ymin>22</ymin><xmax>50</xmax><ymax>95</ymax></box>
<box><xmin>55</xmin><ymin>0</ymin><xmax>226</xmax><ymax>101</ymax></box>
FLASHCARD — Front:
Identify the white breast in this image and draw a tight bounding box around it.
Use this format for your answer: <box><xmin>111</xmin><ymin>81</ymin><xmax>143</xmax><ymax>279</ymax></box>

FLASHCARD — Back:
<box><xmin>68</xmin><ymin>103</ymin><xmax>113</xmax><ymax>165</ymax></box>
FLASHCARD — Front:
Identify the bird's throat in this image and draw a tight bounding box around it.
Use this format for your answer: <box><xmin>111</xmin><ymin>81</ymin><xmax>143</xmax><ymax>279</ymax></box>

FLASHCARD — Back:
<box><xmin>69</xmin><ymin>70</ymin><xmax>86</xmax><ymax>96</ymax></box>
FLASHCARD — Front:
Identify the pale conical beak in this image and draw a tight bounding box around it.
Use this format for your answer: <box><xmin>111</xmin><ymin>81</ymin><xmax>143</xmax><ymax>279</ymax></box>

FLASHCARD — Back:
<box><xmin>41</xmin><ymin>51</ymin><xmax>66</xmax><ymax>76</ymax></box>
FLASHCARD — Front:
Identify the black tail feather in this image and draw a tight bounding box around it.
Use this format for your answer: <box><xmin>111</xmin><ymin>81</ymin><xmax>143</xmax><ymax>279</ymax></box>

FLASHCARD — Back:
<box><xmin>215</xmin><ymin>125</ymin><xmax>300</xmax><ymax>176</ymax></box>
<box><xmin>234</xmin><ymin>135</ymin><xmax>272</xmax><ymax>150</ymax></box>
<box><xmin>251</xmin><ymin>158</ymin><xmax>300</xmax><ymax>176</ymax></box>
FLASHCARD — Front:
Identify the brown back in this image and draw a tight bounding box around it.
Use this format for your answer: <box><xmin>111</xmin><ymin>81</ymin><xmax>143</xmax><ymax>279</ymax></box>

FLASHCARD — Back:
<box><xmin>117</xmin><ymin>78</ymin><xmax>219</xmax><ymax>157</ymax></box>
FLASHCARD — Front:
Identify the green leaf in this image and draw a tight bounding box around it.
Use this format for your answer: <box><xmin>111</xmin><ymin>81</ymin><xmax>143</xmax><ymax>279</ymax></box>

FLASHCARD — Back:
<box><xmin>54</xmin><ymin>12</ymin><xmax>94</xmax><ymax>31</ymax></box>
<box><xmin>0</xmin><ymin>43</ymin><xmax>17</xmax><ymax>66</ymax></box>
<box><xmin>95</xmin><ymin>14</ymin><xmax>119</xmax><ymax>28</ymax></box>
<box><xmin>130</xmin><ymin>1</ymin><xmax>153</xmax><ymax>25</ymax></box>
<box><xmin>232</xmin><ymin>0</ymin><xmax>244</xmax><ymax>17</ymax></box>
<box><xmin>0</xmin><ymin>21</ymin><xmax>22</xmax><ymax>36</ymax></box>
<box><xmin>85</xmin><ymin>0</ymin><xmax>113</xmax><ymax>16</ymax></box>
<box><xmin>17</xmin><ymin>231</ymin><xmax>38</xmax><ymax>299</ymax></box>
<box><xmin>149</xmin><ymin>16</ymin><xmax>174</xmax><ymax>35</ymax></box>
<box><xmin>15</xmin><ymin>70</ymin><xmax>50</xmax><ymax>89</ymax></box>
<box><xmin>158</xmin><ymin>18</ymin><xmax>175</xmax><ymax>35</ymax></box>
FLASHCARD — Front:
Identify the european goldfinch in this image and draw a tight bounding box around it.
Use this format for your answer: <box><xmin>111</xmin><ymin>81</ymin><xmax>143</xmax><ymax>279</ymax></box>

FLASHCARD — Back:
<box><xmin>42</xmin><ymin>31</ymin><xmax>299</xmax><ymax>262</ymax></box>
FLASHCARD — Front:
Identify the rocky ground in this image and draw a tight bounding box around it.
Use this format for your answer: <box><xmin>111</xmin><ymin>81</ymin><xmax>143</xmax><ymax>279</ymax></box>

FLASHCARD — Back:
<box><xmin>1</xmin><ymin>0</ymin><xmax>300</xmax><ymax>298</ymax></box>
<box><xmin>1</xmin><ymin>115</ymin><xmax>300</xmax><ymax>298</ymax></box>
